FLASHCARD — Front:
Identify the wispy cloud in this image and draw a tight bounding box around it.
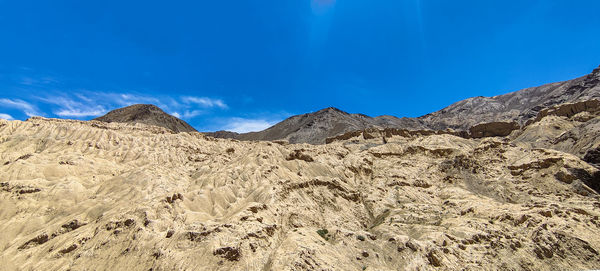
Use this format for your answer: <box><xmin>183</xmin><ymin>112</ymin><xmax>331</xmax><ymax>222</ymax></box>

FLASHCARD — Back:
<box><xmin>0</xmin><ymin>113</ymin><xmax>14</xmax><ymax>120</ymax></box>
<box><xmin>0</xmin><ymin>98</ymin><xmax>41</xmax><ymax>117</ymax></box>
<box><xmin>55</xmin><ymin>108</ymin><xmax>107</xmax><ymax>118</ymax></box>
<box><xmin>221</xmin><ymin>117</ymin><xmax>278</xmax><ymax>133</ymax></box>
<box><xmin>171</xmin><ymin>110</ymin><xmax>205</xmax><ymax>119</ymax></box>
<box><xmin>39</xmin><ymin>96</ymin><xmax>107</xmax><ymax>118</ymax></box>
<box><xmin>116</xmin><ymin>94</ymin><xmax>162</xmax><ymax>107</ymax></box>
<box><xmin>2</xmin><ymin>85</ymin><xmax>231</xmax><ymax>127</ymax></box>
<box><xmin>3</xmin><ymin>67</ymin><xmax>229</xmax><ymax>123</ymax></box>
<box><xmin>65</xmin><ymin>92</ymin><xmax>228</xmax><ymax>120</ymax></box>
<box><xmin>182</xmin><ymin>110</ymin><xmax>205</xmax><ymax>119</ymax></box>
<box><xmin>182</xmin><ymin>96</ymin><xmax>228</xmax><ymax>109</ymax></box>
<box><xmin>74</xmin><ymin>93</ymin><xmax>94</xmax><ymax>103</ymax></box>
<box><xmin>19</xmin><ymin>76</ymin><xmax>59</xmax><ymax>86</ymax></box>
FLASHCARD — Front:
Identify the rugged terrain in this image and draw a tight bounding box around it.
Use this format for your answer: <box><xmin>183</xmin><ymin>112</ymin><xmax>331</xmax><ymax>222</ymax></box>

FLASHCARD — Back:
<box><xmin>420</xmin><ymin>65</ymin><xmax>600</xmax><ymax>130</ymax></box>
<box><xmin>208</xmin><ymin>65</ymin><xmax>600</xmax><ymax>144</ymax></box>
<box><xmin>206</xmin><ymin>108</ymin><xmax>426</xmax><ymax>145</ymax></box>
<box><xmin>1</xmin><ymin>111</ymin><xmax>599</xmax><ymax>270</ymax></box>
<box><xmin>94</xmin><ymin>104</ymin><xmax>197</xmax><ymax>133</ymax></box>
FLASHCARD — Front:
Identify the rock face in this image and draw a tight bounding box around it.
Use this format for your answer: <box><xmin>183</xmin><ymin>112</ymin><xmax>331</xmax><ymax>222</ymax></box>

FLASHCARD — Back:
<box><xmin>1</xmin><ymin>117</ymin><xmax>600</xmax><ymax>270</ymax></box>
<box><xmin>94</xmin><ymin>104</ymin><xmax>197</xmax><ymax>133</ymax></box>
<box><xmin>529</xmin><ymin>99</ymin><xmax>600</xmax><ymax>124</ymax></box>
<box><xmin>468</xmin><ymin>121</ymin><xmax>520</xmax><ymax>138</ymax></box>
<box><xmin>585</xmin><ymin>148</ymin><xmax>600</xmax><ymax>167</ymax></box>
<box><xmin>208</xmin><ymin>65</ymin><xmax>600</xmax><ymax>144</ymax></box>
<box><xmin>512</xmin><ymin>102</ymin><xmax>600</xmax><ymax>164</ymax></box>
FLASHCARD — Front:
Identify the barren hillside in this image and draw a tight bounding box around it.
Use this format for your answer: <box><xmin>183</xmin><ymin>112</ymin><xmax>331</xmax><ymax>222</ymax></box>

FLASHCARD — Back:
<box><xmin>94</xmin><ymin>104</ymin><xmax>197</xmax><ymax>133</ymax></box>
<box><xmin>1</xmin><ymin>114</ymin><xmax>599</xmax><ymax>270</ymax></box>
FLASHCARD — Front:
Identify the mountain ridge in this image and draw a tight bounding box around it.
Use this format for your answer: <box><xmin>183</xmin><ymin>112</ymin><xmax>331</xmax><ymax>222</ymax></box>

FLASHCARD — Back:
<box><xmin>207</xmin><ymin>65</ymin><xmax>600</xmax><ymax>144</ymax></box>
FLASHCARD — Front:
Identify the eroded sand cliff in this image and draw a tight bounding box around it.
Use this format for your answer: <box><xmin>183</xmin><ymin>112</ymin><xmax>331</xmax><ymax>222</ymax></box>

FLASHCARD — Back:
<box><xmin>0</xmin><ymin>117</ymin><xmax>599</xmax><ymax>270</ymax></box>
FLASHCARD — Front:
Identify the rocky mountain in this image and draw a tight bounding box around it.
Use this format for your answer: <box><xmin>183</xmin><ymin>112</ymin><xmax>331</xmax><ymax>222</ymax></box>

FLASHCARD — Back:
<box><xmin>94</xmin><ymin>104</ymin><xmax>197</xmax><ymax>133</ymax></box>
<box><xmin>206</xmin><ymin>108</ymin><xmax>427</xmax><ymax>145</ymax></box>
<box><xmin>1</xmin><ymin>116</ymin><xmax>600</xmax><ymax>270</ymax></box>
<box><xmin>420</xmin><ymin>65</ymin><xmax>600</xmax><ymax>130</ymax></box>
<box><xmin>208</xmin><ymin>65</ymin><xmax>600</xmax><ymax>144</ymax></box>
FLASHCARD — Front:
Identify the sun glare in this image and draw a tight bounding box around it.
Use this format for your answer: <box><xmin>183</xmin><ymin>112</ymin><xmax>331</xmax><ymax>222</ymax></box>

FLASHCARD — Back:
<box><xmin>311</xmin><ymin>0</ymin><xmax>336</xmax><ymax>15</ymax></box>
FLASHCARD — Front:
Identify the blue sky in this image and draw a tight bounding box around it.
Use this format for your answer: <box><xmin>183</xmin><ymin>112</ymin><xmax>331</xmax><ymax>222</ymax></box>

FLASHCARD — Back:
<box><xmin>0</xmin><ymin>0</ymin><xmax>599</xmax><ymax>132</ymax></box>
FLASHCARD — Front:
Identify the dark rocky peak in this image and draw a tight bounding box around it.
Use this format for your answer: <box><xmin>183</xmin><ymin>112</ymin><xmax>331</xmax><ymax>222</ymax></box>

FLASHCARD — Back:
<box><xmin>586</xmin><ymin>65</ymin><xmax>600</xmax><ymax>83</ymax></box>
<box><xmin>314</xmin><ymin>107</ymin><xmax>349</xmax><ymax>115</ymax></box>
<box><xmin>94</xmin><ymin>104</ymin><xmax>197</xmax><ymax>133</ymax></box>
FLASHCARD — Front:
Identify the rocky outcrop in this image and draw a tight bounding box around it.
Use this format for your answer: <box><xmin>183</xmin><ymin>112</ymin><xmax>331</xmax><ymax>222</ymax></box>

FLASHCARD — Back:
<box><xmin>325</xmin><ymin>121</ymin><xmax>519</xmax><ymax>144</ymax></box>
<box><xmin>204</xmin><ymin>130</ymin><xmax>239</xmax><ymax>139</ymax></box>
<box><xmin>584</xmin><ymin>148</ymin><xmax>600</xmax><ymax>167</ymax></box>
<box><xmin>468</xmin><ymin>121</ymin><xmax>520</xmax><ymax>138</ymax></box>
<box><xmin>528</xmin><ymin>99</ymin><xmax>600</xmax><ymax>125</ymax></box>
<box><xmin>510</xmin><ymin>98</ymin><xmax>600</xmax><ymax>166</ymax></box>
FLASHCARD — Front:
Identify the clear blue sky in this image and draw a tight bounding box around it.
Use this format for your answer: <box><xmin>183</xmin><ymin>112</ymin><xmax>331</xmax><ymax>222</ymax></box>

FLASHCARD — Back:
<box><xmin>1</xmin><ymin>0</ymin><xmax>599</xmax><ymax>132</ymax></box>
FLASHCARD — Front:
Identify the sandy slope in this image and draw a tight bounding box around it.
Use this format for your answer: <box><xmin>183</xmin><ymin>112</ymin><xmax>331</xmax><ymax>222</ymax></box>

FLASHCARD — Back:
<box><xmin>0</xmin><ymin>117</ymin><xmax>599</xmax><ymax>271</ymax></box>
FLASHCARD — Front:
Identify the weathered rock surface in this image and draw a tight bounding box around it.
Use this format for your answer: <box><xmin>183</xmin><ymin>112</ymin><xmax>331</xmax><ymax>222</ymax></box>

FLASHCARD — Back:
<box><xmin>468</xmin><ymin>121</ymin><xmax>520</xmax><ymax>138</ymax></box>
<box><xmin>1</xmin><ymin>117</ymin><xmax>599</xmax><ymax>270</ymax></box>
<box><xmin>512</xmin><ymin>100</ymin><xmax>600</xmax><ymax>164</ymax></box>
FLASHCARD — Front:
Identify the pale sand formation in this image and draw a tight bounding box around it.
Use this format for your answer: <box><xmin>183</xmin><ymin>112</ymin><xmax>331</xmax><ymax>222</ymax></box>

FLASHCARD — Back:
<box><xmin>1</xmin><ymin>116</ymin><xmax>599</xmax><ymax>271</ymax></box>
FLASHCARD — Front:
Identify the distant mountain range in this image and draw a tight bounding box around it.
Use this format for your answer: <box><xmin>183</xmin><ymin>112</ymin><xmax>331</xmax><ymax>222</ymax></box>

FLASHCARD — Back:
<box><xmin>206</xmin><ymin>65</ymin><xmax>600</xmax><ymax>144</ymax></box>
<box><xmin>94</xmin><ymin>65</ymin><xmax>600</xmax><ymax>144</ymax></box>
<box><xmin>205</xmin><ymin>107</ymin><xmax>427</xmax><ymax>144</ymax></box>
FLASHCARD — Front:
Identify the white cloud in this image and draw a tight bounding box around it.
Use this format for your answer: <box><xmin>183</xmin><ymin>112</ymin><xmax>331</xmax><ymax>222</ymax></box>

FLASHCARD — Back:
<box><xmin>71</xmin><ymin>92</ymin><xmax>168</xmax><ymax>111</ymax></box>
<box><xmin>74</xmin><ymin>93</ymin><xmax>93</xmax><ymax>103</ymax></box>
<box><xmin>19</xmin><ymin>76</ymin><xmax>59</xmax><ymax>86</ymax></box>
<box><xmin>222</xmin><ymin>118</ymin><xmax>278</xmax><ymax>133</ymax></box>
<box><xmin>39</xmin><ymin>96</ymin><xmax>106</xmax><ymax>118</ymax></box>
<box><xmin>182</xmin><ymin>110</ymin><xmax>204</xmax><ymax>119</ymax></box>
<box><xmin>55</xmin><ymin>109</ymin><xmax>106</xmax><ymax>117</ymax></box>
<box><xmin>182</xmin><ymin>96</ymin><xmax>228</xmax><ymax>109</ymax></box>
<box><xmin>40</xmin><ymin>96</ymin><xmax>83</xmax><ymax>108</ymax></box>
<box><xmin>64</xmin><ymin>92</ymin><xmax>225</xmax><ymax>120</ymax></box>
<box><xmin>170</xmin><ymin>110</ymin><xmax>204</xmax><ymax>119</ymax></box>
<box><xmin>0</xmin><ymin>113</ymin><xmax>14</xmax><ymax>120</ymax></box>
<box><xmin>4</xmin><ymin>90</ymin><xmax>229</xmax><ymax>122</ymax></box>
<box><xmin>117</xmin><ymin>94</ymin><xmax>162</xmax><ymax>107</ymax></box>
<box><xmin>0</xmin><ymin>98</ymin><xmax>40</xmax><ymax>117</ymax></box>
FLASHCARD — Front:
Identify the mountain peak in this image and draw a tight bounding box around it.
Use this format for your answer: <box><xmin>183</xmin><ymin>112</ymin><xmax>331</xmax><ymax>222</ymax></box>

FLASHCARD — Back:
<box><xmin>590</xmin><ymin>65</ymin><xmax>600</xmax><ymax>77</ymax></box>
<box><xmin>94</xmin><ymin>104</ymin><xmax>197</xmax><ymax>133</ymax></box>
<box><xmin>316</xmin><ymin>107</ymin><xmax>347</xmax><ymax>114</ymax></box>
<box><xmin>129</xmin><ymin>104</ymin><xmax>162</xmax><ymax>110</ymax></box>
